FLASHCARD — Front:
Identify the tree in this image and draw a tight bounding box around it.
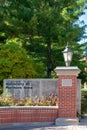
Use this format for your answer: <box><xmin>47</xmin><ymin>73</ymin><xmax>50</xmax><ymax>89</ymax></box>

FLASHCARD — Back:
<box><xmin>29</xmin><ymin>0</ymin><xmax>86</xmax><ymax>77</ymax></box>
<box><xmin>0</xmin><ymin>0</ymin><xmax>87</xmax><ymax>78</ymax></box>
<box><xmin>0</xmin><ymin>43</ymin><xmax>45</xmax><ymax>85</ymax></box>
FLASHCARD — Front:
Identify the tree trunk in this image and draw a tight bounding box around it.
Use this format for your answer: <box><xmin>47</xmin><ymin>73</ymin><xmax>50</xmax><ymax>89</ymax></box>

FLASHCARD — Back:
<box><xmin>46</xmin><ymin>38</ymin><xmax>53</xmax><ymax>78</ymax></box>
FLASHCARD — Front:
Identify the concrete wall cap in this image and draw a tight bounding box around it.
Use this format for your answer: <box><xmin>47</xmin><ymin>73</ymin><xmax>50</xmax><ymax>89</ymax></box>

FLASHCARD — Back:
<box><xmin>0</xmin><ymin>106</ymin><xmax>58</xmax><ymax>109</ymax></box>
<box><xmin>54</xmin><ymin>66</ymin><xmax>80</xmax><ymax>76</ymax></box>
<box><xmin>55</xmin><ymin>66</ymin><xmax>80</xmax><ymax>70</ymax></box>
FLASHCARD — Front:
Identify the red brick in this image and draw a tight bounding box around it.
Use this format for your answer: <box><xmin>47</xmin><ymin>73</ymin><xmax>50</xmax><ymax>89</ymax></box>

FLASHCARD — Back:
<box><xmin>0</xmin><ymin>108</ymin><xmax>58</xmax><ymax>124</ymax></box>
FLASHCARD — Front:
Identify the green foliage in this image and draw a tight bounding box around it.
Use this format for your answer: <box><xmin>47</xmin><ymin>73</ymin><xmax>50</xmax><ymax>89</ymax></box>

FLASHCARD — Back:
<box><xmin>81</xmin><ymin>88</ymin><xmax>87</xmax><ymax>115</ymax></box>
<box><xmin>70</xmin><ymin>43</ymin><xmax>87</xmax><ymax>84</ymax></box>
<box><xmin>0</xmin><ymin>43</ymin><xmax>45</xmax><ymax>86</ymax></box>
<box><xmin>0</xmin><ymin>0</ymin><xmax>87</xmax><ymax>79</ymax></box>
<box><xmin>0</xmin><ymin>94</ymin><xmax>58</xmax><ymax>106</ymax></box>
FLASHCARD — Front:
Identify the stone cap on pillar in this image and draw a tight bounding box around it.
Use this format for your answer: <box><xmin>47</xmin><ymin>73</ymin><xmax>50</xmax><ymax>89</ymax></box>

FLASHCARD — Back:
<box><xmin>54</xmin><ymin>66</ymin><xmax>80</xmax><ymax>76</ymax></box>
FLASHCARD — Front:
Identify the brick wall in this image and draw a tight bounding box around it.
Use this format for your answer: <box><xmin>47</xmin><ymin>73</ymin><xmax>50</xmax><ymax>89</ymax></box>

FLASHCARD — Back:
<box><xmin>0</xmin><ymin>106</ymin><xmax>58</xmax><ymax>124</ymax></box>
<box><xmin>58</xmin><ymin>75</ymin><xmax>77</xmax><ymax>118</ymax></box>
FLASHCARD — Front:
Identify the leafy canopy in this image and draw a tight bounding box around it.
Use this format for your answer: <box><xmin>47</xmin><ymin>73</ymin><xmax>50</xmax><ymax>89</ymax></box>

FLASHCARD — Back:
<box><xmin>0</xmin><ymin>43</ymin><xmax>45</xmax><ymax>83</ymax></box>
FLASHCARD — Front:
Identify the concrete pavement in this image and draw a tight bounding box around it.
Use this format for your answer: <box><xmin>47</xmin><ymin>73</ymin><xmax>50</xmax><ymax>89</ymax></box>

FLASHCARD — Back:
<box><xmin>0</xmin><ymin>115</ymin><xmax>87</xmax><ymax>130</ymax></box>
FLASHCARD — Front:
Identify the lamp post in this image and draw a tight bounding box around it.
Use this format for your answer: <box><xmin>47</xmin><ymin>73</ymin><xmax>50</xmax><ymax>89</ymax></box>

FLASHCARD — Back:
<box><xmin>55</xmin><ymin>43</ymin><xmax>80</xmax><ymax>125</ymax></box>
<box><xmin>62</xmin><ymin>43</ymin><xmax>73</xmax><ymax>66</ymax></box>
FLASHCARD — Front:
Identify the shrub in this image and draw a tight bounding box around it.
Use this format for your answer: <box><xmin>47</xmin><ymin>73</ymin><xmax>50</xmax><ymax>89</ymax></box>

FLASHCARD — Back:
<box><xmin>0</xmin><ymin>94</ymin><xmax>58</xmax><ymax>106</ymax></box>
<box><xmin>81</xmin><ymin>88</ymin><xmax>87</xmax><ymax>115</ymax></box>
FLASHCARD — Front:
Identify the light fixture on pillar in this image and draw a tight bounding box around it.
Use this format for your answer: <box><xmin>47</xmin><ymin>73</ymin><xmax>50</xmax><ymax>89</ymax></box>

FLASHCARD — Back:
<box><xmin>62</xmin><ymin>43</ymin><xmax>73</xmax><ymax>67</ymax></box>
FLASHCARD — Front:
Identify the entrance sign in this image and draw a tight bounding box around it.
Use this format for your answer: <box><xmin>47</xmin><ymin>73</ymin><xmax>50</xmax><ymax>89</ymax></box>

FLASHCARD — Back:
<box><xmin>3</xmin><ymin>79</ymin><xmax>58</xmax><ymax>99</ymax></box>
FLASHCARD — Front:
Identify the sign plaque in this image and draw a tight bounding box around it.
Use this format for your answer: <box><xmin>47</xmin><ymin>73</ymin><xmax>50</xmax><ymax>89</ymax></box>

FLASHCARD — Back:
<box><xmin>62</xmin><ymin>79</ymin><xmax>72</xmax><ymax>87</ymax></box>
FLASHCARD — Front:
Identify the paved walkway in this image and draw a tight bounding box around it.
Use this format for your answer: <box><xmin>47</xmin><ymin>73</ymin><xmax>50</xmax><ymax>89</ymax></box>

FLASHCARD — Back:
<box><xmin>0</xmin><ymin>115</ymin><xmax>87</xmax><ymax>130</ymax></box>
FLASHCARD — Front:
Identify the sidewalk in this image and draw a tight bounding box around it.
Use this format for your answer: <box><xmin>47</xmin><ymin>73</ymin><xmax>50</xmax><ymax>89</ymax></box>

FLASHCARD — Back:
<box><xmin>0</xmin><ymin>115</ymin><xmax>87</xmax><ymax>130</ymax></box>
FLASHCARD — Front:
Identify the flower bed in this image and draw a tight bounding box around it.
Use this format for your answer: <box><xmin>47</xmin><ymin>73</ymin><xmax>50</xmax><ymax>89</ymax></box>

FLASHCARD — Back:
<box><xmin>0</xmin><ymin>94</ymin><xmax>58</xmax><ymax>106</ymax></box>
<box><xmin>0</xmin><ymin>94</ymin><xmax>58</xmax><ymax>124</ymax></box>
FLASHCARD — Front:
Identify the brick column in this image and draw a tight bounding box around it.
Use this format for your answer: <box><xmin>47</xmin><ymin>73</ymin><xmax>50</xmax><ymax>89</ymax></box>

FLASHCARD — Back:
<box><xmin>55</xmin><ymin>67</ymin><xmax>80</xmax><ymax>125</ymax></box>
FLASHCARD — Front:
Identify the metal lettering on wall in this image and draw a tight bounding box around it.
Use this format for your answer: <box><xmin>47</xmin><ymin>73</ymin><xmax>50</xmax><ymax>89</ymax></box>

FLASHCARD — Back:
<box><xmin>4</xmin><ymin>80</ymin><xmax>33</xmax><ymax>99</ymax></box>
<box><xmin>62</xmin><ymin>79</ymin><xmax>72</xmax><ymax>86</ymax></box>
<box><xmin>6</xmin><ymin>81</ymin><xmax>32</xmax><ymax>89</ymax></box>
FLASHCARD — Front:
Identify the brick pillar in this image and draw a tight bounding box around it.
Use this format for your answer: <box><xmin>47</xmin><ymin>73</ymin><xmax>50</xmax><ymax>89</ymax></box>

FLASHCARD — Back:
<box><xmin>55</xmin><ymin>67</ymin><xmax>80</xmax><ymax>125</ymax></box>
